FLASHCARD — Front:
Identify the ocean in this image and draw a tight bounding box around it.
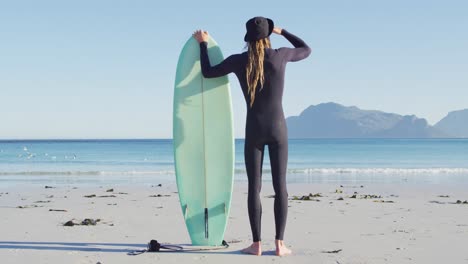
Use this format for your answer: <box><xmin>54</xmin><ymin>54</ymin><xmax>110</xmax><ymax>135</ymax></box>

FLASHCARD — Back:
<box><xmin>1</xmin><ymin>139</ymin><xmax>467</xmax><ymax>186</ymax></box>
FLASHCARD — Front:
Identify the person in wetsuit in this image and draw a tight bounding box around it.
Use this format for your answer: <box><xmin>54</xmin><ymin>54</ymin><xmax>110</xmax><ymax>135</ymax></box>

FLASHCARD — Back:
<box><xmin>193</xmin><ymin>16</ymin><xmax>311</xmax><ymax>256</ymax></box>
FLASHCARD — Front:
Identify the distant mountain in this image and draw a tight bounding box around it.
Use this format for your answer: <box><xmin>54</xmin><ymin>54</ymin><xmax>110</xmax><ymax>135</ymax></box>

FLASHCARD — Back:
<box><xmin>286</xmin><ymin>102</ymin><xmax>447</xmax><ymax>138</ymax></box>
<box><xmin>434</xmin><ymin>109</ymin><xmax>468</xmax><ymax>138</ymax></box>
<box><xmin>373</xmin><ymin>115</ymin><xmax>445</xmax><ymax>138</ymax></box>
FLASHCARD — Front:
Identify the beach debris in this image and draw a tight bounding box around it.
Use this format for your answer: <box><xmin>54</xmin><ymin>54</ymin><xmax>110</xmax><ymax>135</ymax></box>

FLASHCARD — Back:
<box><xmin>84</xmin><ymin>194</ymin><xmax>116</xmax><ymax>198</ymax></box>
<box><xmin>456</xmin><ymin>200</ymin><xmax>468</xmax><ymax>204</ymax></box>
<box><xmin>45</xmin><ymin>186</ymin><xmax>56</xmax><ymax>189</ymax></box>
<box><xmin>393</xmin><ymin>229</ymin><xmax>409</xmax><ymax>233</ymax></box>
<box><xmin>107</xmin><ymin>203</ymin><xmax>117</xmax><ymax>206</ymax></box>
<box><xmin>335</xmin><ymin>189</ymin><xmax>343</xmax><ymax>194</ymax></box>
<box><xmin>290</xmin><ymin>193</ymin><xmax>322</xmax><ymax>201</ymax></box>
<box><xmin>63</xmin><ymin>218</ymin><xmax>102</xmax><ymax>227</ymax></box>
<box><xmin>373</xmin><ymin>200</ymin><xmax>395</xmax><ymax>203</ymax></box>
<box><xmin>64</xmin><ymin>220</ymin><xmax>75</xmax><ymax>226</ymax></box>
<box><xmin>337</xmin><ymin>197</ymin><xmax>344</xmax><ymax>201</ymax></box>
<box><xmin>361</xmin><ymin>194</ymin><xmax>382</xmax><ymax>199</ymax></box>
<box><xmin>82</xmin><ymin>218</ymin><xmax>100</xmax><ymax>225</ymax></box>
<box><xmin>350</xmin><ymin>193</ymin><xmax>392</xmax><ymax>200</ymax></box>
<box><xmin>438</xmin><ymin>195</ymin><xmax>450</xmax><ymax>198</ymax></box>
<box><xmin>152</xmin><ymin>184</ymin><xmax>163</xmax><ymax>187</ymax></box>
<box><xmin>321</xmin><ymin>249</ymin><xmax>342</xmax><ymax>254</ymax></box>
<box><xmin>227</xmin><ymin>239</ymin><xmax>242</xmax><ymax>244</ymax></box>
<box><xmin>340</xmin><ymin>185</ymin><xmax>364</xmax><ymax>188</ymax></box>
<box><xmin>106</xmin><ymin>188</ymin><xmax>114</xmax><ymax>192</ymax></box>
<box><xmin>17</xmin><ymin>204</ymin><xmax>42</xmax><ymax>209</ymax></box>
<box><xmin>429</xmin><ymin>200</ymin><xmax>446</xmax><ymax>204</ymax></box>
<box><xmin>34</xmin><ymin>200</ymin><xmax>52</xmax><ymax>203</ymax></box>
<box><xmin>46</xmin><ymin>195</ymin><xmax>54</xmax><ymax>198</ymax></box>
<box><xmin>118</xmin><ymin>192</ymin><xmax>128</xmax><ymax>195</ymax></box>
<box><xmin>49</xmin><ymin>209</ymin><xmax>67</xmax><ymax>212</ymax></box>
<box><xmin>293</xmin><ymin>196</ymin><xmax>310</xmax><ymax>201</ymax></box>
<box><xmin>149</xmin><ymin>194</ymin><xmax>171</xmax><ymax>198</ymax></box>
<box><xmin>291</xmin><ymin>196</ymin><xmax>319</xmax><ymax>201</ymax></box>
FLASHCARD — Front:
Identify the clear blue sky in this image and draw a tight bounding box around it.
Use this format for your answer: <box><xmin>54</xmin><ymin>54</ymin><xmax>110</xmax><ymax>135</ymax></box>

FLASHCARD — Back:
<box><xmin>1</xmin><ymin>0</ymin><xmax>467</xmax><ymax>139</ymax></box>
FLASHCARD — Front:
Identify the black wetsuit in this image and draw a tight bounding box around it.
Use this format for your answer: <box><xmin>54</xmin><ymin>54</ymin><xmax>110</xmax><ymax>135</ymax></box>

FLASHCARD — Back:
<box><xmin>199</xmin><ymin>30</ymin><xmax>311</xmax><ymax>242</ymax></box>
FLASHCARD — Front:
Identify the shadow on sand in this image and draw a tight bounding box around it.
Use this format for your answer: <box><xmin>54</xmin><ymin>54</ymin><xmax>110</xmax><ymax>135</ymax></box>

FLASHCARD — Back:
<box><xmin>0</xmin><ymin>241</ymin><xmax>245</xmax><ymax>255</ymax></box>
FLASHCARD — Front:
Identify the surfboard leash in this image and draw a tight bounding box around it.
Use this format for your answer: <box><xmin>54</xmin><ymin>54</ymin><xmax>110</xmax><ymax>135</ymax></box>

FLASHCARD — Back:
<box><xmin>127</xmin><ymin>239</ymin><xmax>229</xmax><ymax>255</ymax></box>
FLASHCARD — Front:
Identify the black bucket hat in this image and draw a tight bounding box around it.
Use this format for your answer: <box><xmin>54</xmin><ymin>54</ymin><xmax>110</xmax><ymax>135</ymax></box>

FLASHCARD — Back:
<box><xmin>244</xmin><ymin>16</ymin><xmax>274</xmax><ymax>42</ymax></box>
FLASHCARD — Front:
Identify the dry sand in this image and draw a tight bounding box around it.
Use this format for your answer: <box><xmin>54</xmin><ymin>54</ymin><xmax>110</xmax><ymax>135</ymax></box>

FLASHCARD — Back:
<box><xmin>1</xmin><ymin>182</ymin><xmax>467</xmax><ymax>264</ymax></box>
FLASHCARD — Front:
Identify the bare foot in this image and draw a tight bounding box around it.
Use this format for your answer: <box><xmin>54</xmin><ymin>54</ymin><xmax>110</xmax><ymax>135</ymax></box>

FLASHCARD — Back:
<box><xmin>241</xmin><ymin>242</ymin><xmax>262</xmax><ymax>256</ymax></box>
<box><xmin>275</xmin><ymin>240</ymin><xmax>292</xmax><ymax>256</ymax></box>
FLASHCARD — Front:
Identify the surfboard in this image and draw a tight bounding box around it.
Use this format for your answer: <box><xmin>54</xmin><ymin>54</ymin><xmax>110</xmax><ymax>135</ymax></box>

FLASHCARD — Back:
<box><xmin>173</xmin><ymin>36</ymin><xmax>234</xmax><ymax>246</ymax></box>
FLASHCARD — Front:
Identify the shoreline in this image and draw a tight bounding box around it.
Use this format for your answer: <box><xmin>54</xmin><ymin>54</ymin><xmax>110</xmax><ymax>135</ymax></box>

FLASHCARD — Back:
<box><xmin>3</xmin><ymin>172</ymin><xmax>468</xmax><ymax>189</ymax></box>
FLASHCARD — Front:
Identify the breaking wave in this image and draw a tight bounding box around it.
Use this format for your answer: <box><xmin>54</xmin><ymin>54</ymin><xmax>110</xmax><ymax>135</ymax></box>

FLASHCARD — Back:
<box><xmin>1</xmin><ymin>168</ymin><xmax>468</xmax><ymax>176</ymax></box>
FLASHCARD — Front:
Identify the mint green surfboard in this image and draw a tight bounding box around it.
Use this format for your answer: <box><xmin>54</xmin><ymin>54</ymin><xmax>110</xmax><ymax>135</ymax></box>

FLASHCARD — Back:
<box><xmin>173</xmin><ymin>36</ymin><xmax>234</xmax><ymax>246</ymax></box>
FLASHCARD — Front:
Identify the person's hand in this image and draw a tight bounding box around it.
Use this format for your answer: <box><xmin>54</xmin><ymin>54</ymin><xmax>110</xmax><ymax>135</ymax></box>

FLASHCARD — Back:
<box><xmin>272</xmin><ymin>27</ymin><xmax>283</xmax><ymax>35</ymax></box>
<box><xmin>193</xmin><ymin>30</ymin><xmax>209</xmax><ymax>43</ymax></box>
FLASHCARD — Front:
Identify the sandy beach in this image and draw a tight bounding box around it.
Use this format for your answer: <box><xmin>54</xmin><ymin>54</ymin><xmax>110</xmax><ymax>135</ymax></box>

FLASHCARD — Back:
<box><xmin>1</xmin><ymin>182</ymin><xmax>467</xmax><ymax>264</ymax></box>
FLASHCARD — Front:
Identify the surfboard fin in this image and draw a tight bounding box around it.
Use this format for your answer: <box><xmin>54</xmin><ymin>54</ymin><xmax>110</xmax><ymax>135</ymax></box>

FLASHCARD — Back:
<box><xmin>204</xmin><ymin>208</ymin><xmax>209</xmax><ymax>239</ymax></box>
<box><xmin>183</xmin><ymin>204</ymin><xmax>188</xmax><ymax>220</ymax></box>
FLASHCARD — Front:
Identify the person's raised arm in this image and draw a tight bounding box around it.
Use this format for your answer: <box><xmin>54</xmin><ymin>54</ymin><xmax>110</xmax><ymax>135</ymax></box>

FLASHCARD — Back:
<box><xmin>193</xmin><ymin>30</ymin><xmax>235</xmax><ymax>78</ymax></box>
<box><xmin>273</xmin><ymin>27</ymin><xmax>311</xmax><ymax>62</ymax></box>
